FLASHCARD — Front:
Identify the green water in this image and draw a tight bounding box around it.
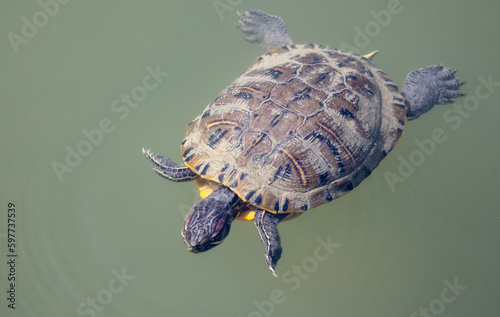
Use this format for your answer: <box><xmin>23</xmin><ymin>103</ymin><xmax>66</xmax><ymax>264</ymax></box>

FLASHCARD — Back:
<box><xmin>1</xmin><ymin>1</ymin><xmax>499</xmax><ymax>316</ymax></box>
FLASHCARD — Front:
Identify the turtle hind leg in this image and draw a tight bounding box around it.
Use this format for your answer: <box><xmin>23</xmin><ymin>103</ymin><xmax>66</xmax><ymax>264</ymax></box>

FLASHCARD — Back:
<box><xmin>254</xmin><ymin>209</ymin><xmax>291</xmax><ymax>277</ymax></box>
<box><xmin>402</xmin><ymin>64</ymin><xmax>465</xmax><ymax>120</ymax></box>
<box><xmin>237</xmin><ymin>10</ymin><xmax>292</xmax><ymax>50</ymax></box>
<box><xmin>142</xmin><ymin>148</ymin><xmax>198</xmax><ymax>182</ymax></box>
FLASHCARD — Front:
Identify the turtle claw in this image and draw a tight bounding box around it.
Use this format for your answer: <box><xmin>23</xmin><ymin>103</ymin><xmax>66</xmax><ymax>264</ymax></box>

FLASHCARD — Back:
<box><xmin>264</xmin><ymin>244</ymin><xmax>282</xmax><ymax>278</ymax></box>
<box><xmin>433</xmin><ymin>65</ymin><xmax>464</xmax><ymax>103</ymax></box>
<box><xmin>267</xmin><ymin>261</ymin><xmax>278</xmax><ymax>278</ymax></box>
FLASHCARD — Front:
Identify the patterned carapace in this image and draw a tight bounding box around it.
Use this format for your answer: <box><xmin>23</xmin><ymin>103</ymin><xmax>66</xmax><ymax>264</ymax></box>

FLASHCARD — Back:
<box><xmin>181</xmin><ymin>44</ymin><xmax>406</xmax><ymax>214</ymax></box>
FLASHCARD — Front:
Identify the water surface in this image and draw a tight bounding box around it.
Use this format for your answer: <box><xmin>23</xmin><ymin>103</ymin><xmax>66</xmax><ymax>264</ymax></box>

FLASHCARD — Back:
<box><xmin>1</xmin><ymin>1</ymin><xmax>499</xmax><ymax>316</ymax></box>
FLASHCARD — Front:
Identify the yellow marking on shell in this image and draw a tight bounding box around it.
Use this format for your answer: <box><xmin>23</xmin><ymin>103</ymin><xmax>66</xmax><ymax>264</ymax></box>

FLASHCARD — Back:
<box><xmin>362</xmin><ymin>50</ymin><xmax>379</xmax><ymax>61</ymax></box>
<box><xmin>239</xmin><ymin>86</ymin><xmax>263</xmax><ymax>94</ymax></box>
<box><xmin>199</xmin><ymin>187</ymin><xmax>212</xmax><ymax>199</ymax></box>
<box><xmin>195</xmin><ymin>178</ymin><xmax>215</xmax><ymax>198</ymax></box>
<box><xmin>206</xmin><ymin>121</ymin><xmax>240</xmax><ymax>129</ymax></box>
<box><xmin>236</xmin><ymin>209</ymin><xmax>299</xmax><ymax>221</ymax></box>
<box><xmin>316</xmin><ymin>122</ymin><xmax>356</xmax><ymax>165</ymax></box>
<box><xmin>281</xmin><ymin>149</ymin><xmax>307</xmax><ymax>186</ymax></box>
<box><xmin>237</xmin><ymin>210</ymin><xmax>256</xmax><ymax>221</ymax></box>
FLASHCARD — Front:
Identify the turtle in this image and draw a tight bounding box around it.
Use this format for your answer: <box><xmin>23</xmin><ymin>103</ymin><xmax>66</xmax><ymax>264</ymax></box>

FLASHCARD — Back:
<box><xmin>143</xmin><ymin>10</ymin><xmax>463</xmax><ymax>276</ymax></box>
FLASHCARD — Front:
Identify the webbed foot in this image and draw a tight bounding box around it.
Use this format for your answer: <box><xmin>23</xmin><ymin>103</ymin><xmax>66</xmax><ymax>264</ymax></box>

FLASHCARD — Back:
<box><xmin>237</xmin><ymin>10</ymin><xmax>292</xmax><ymax>50</ymax></box>
<box><xmin>402</xmin><ymin>64</ymin><xmax>464</xmax><ymax>119</ymax></box>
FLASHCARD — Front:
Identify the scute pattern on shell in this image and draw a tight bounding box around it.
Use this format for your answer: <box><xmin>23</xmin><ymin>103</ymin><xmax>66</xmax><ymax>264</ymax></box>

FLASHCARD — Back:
<box><xmin>181</xmin><ymin>44</ymin><xmax>406</xmax><ymax>213</ymax></box>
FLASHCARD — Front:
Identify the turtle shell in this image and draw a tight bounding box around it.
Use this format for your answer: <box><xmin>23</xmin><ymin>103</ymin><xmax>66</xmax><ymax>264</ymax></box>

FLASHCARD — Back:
<box><xmin>181</xmin><ymin>44</ymin><xmax>406</xmax><ymax>214</ymax></box>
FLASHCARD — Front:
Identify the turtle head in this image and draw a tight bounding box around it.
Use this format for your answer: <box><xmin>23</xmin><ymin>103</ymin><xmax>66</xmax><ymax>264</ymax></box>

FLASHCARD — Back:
<box><xmin>181</xmin><ymin>186</ymin><xmax>239</xmax><ymax>253</ymax></box>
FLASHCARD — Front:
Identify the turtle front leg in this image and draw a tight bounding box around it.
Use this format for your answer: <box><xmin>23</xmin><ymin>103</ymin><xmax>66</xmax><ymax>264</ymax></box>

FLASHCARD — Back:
<box><xmin>237</xmin><ymin>10</ymin><xmax>293</xmax><ymax>50</ymax></box>
<box><xmin>254</xmin><ymin>209</ymin><xmax>290</xmax><ymax>277</ymax></box>
<box><xmin>142</xmin><ymin>148</ymin><xmax>198</xmax><ymax>182</ymax></box>
<box><xmin>402</xmin><ymin>64</ymin><xmax>464</xmax><ymax>120</ymax></box>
